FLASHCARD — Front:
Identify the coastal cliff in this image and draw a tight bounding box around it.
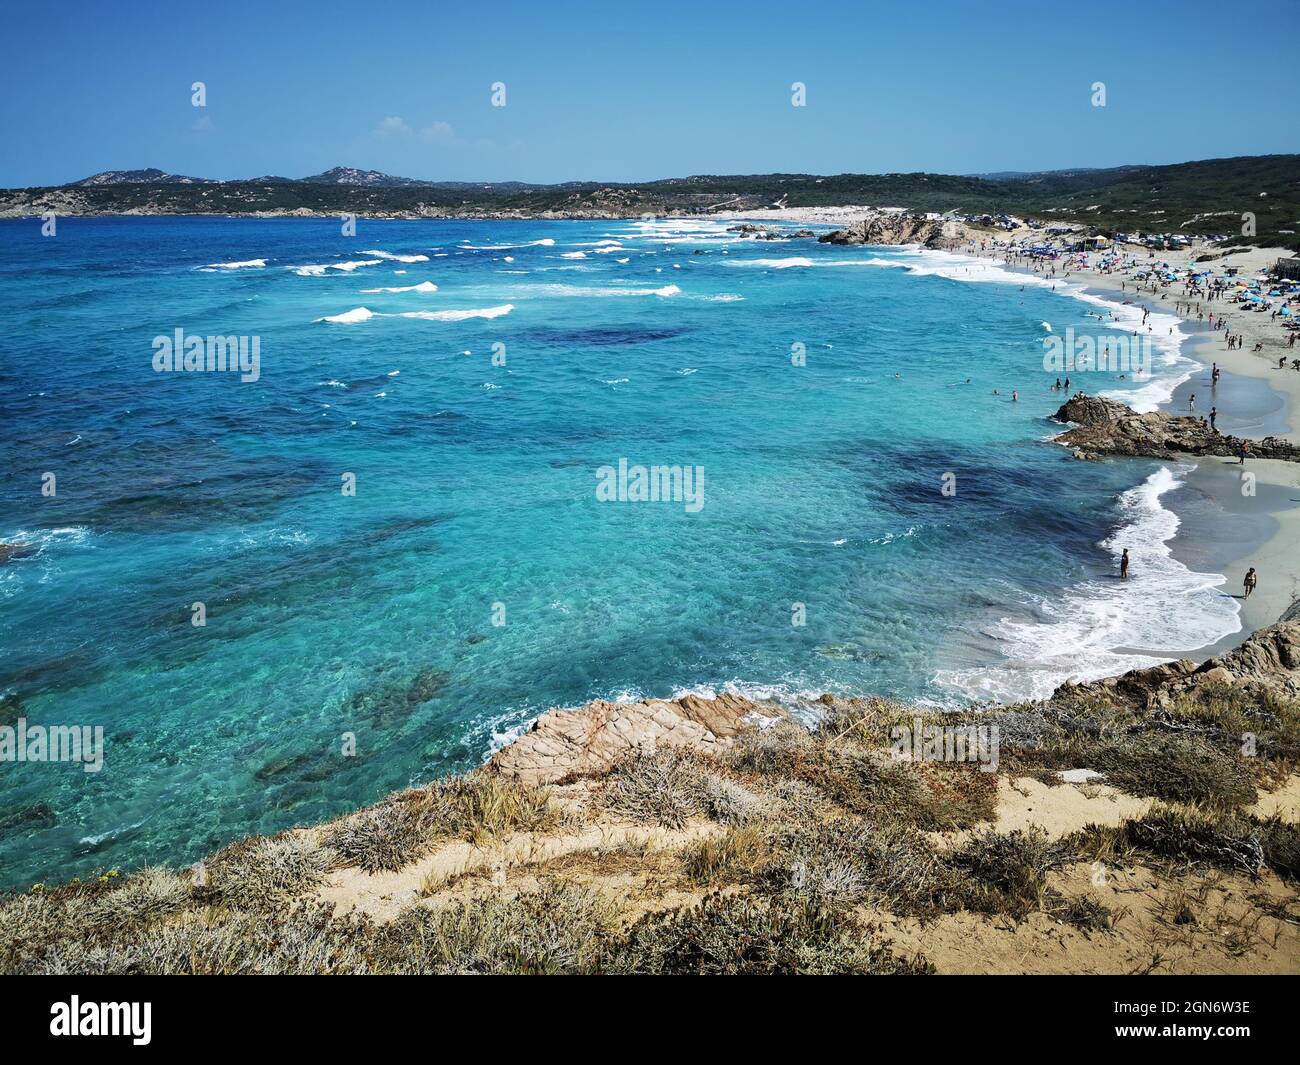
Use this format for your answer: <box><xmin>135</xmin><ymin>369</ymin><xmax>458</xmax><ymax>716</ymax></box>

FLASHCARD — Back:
<box><xmin>1053</xmin><ymin>394</ymin><xmax>1300</xmax><ymax>462</ymax></box>
<box><xmin>3</xmin><ymin>607</ymin><xmax>1297</xmax><ymax>975</ymax></box>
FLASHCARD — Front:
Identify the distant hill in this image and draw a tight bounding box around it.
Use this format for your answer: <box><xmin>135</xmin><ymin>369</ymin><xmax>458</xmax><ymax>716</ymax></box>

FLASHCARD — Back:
<box><xmin>4</xmin><ymin>155</ymin><xmax>1294</xmax><ymax>248</ymax></box>
<box><xmin>298</xmin><ymin>166</ymin><xmax>430</xmax><ymax>188</ymax></box>
<box><xmin>70</xmin><ymin>168</ymin><xmax>215</xmax><ymax>186</ymax></box>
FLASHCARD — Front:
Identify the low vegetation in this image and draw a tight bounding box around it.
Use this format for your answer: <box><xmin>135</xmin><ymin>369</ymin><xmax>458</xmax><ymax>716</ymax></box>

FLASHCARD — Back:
<box><xmin>2</xmin><ymin>682</ymin><xmax>1296</xmax><ymax>975</ymax></box>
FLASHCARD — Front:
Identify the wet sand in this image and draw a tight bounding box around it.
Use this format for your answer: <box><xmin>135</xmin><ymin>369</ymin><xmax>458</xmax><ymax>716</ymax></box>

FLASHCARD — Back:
<box><xmin>1055</xmin><ymin>263</ymin><xmax>1300</xmax><ymax>656</ymax></box>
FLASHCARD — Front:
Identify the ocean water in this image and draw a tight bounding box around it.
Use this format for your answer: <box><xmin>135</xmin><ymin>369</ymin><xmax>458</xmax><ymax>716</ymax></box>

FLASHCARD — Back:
<box><xmin>0</xmin><ymin>216</ymin><xmax>1241</xmax><ymax>886</ymax></box>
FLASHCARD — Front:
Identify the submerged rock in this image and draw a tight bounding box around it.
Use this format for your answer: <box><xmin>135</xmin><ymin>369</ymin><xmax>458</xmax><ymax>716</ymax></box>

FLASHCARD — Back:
<box><xmin>348</xmin><ymin>667</ymin><xmax>450</xmax><ymax>726</ymax></box>
<box><xmin>0</xmin><ymin>543</ymin><xmax>36</xmax><ymax>564</ymax></box>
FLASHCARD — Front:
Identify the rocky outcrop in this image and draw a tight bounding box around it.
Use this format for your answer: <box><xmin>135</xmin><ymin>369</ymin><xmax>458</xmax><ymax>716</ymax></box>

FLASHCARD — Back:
<box><xmin>1053</xmin><ymin>394</ymin><xmax>1300</xmax><ymax>462</ymax></box>
<box><xmin>818</xmin><ymin>211</ymin><xmax>956</xmax><ymax>248</ymax></box>
<box><xmin>488</xmin><ymin>692</ymin><xmax>767</xmax><ymax>785</ymax></box>
<box><xmin>1051</xmin><ymin>601</ymin><xmax>1300</xmax><ymax>710</ymax></box>
<box><xmin>727</xmin><ymin>224</ymin><xmax>815</xmax><ymax>240</ymax></box>
<box><xmin>0</xmin><ymin>543</ymin><xmax>35</xmax><ymax>564</ymax></box>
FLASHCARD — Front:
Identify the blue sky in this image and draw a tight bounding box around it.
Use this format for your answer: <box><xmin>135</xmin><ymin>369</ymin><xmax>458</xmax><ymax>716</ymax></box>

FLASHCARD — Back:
<box><xmin>2</xmin><ymin>0</ymin><xmax>1297</xmax><ymax>186</ymax></box>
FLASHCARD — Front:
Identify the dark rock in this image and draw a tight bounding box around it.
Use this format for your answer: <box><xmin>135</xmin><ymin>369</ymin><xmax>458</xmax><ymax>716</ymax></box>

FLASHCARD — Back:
<box><xmin>0</xmin><ymin>543</ymin><xmax>36</xmax><ymax>564</ymax></box>
<box><xmin>0</xmin><ymin>802</ymin><xmax>57</xmax><ymax>838</ymax></box>
<box><xmin>1053</xmin><ymin>394</ymin><xmax>1300</xmax><ymax>462</ymax></box>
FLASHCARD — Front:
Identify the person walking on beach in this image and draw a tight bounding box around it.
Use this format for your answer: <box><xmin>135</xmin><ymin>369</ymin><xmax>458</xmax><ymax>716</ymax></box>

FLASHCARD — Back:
<box><xmin>1120</xmin><ymin>548</ymin><xmax>1130</xmax><ymax>581</ymax></box>
<box><xmin>1189</xmin><ymin>393</ymin><xmax>1195</xmax><ymax>411</ymax></box>
<box><xmin>1244</xmin><ymin>567</ymin><xmax>1257</xmax><ymax>598</ymax></box>
<box><xmin>1239</xmin><ymin>439</ymin><xmax>1251</xmax><ymax>464</ymax></box>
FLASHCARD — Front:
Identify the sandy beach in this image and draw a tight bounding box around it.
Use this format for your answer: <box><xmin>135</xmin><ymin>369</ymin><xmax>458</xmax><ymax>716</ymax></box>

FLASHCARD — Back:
<box><xmin>737</xmin><ymin>207</ymin><xmax>1300</xmax><ymax>654</ymax></box>
<box><xmin>1039</xmin><ymin>246</ymin><xmax>1300</xmax><ymax>653</ymax></box>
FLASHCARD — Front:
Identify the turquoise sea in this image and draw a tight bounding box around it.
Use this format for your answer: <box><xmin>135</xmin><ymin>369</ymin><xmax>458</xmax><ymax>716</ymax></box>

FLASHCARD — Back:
<box><xmin>0</xmin><ymin>216</ymin><xmax>1242</xmax><ymax>886</ymax></box>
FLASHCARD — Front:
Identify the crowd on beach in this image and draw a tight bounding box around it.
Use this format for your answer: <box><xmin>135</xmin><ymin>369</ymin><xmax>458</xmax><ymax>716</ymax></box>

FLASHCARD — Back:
<box><xmin>982</xmin><ymin>238</ymin><xmax>1300</xmax><ymax>361</ymax></box>
<box><xmin>955</xmin><ymin>234</ymin><xmax>1300</xmax><ymax>603</ymax></box>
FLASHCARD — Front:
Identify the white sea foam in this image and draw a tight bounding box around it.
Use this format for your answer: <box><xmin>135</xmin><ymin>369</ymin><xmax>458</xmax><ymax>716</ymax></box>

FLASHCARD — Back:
<box><xmin>203</xmin><ymin>258</ymin><xmax>266</xmax><ymax>270</ymax></box>
<box><xmin>359</xmin><ymin>281</ymin><xmax>438</xmax><ymax>294</ymax></box>
<box><xmin>79</xmin><ymin>818</ymin><xmax>147</xmax><ymax>847</ymax></box>
<box><xmin>560</xmin><ymin>251</ymin><xmax>588</xmax><ymax>259</ymax></box>
<box><xmin>361</xmin><ymin>250</ymin><xmax>430</xmax><ymax>263</ymax></box>
<box><xmin>503</xmin><ymin>283</ymin><xmax>681</xmax><ymax>299</ymax></box>
<box><xmin>723</xmin><ymin>257</ymin><xmax>814</xmax><ymax>268</ymax></box>
<box><xmin>934</xmin><ymin>467</ymin><xmax>1241</xmax><ymax>703</ymax></box>
<box><xmin>293</xmin><ymin>259</ymin><xmax>383</xmax><ymax>276</ymax></box>
<box><xmin>459</xmin><ymin>238</ymin><xmax>556</xmax><ymax>250</ymax></box>
<box><xmin>316</xmin><ymin>304</ymin><xmax>513</xmax><ymax>324</ymax></box>
<box><xmin>399</xmin><ymin>304</ymin><xmax>514</xmax><ymax>322</ymax></box>
<box><xmin>316</xmin><ymin>307</ymin><xmax>377</xmax><ymax>324</ymax></box>
<box><xmin>5</xmin><ymin>526</ymin><xmax>93</xmax><ymax>549</ymax></box>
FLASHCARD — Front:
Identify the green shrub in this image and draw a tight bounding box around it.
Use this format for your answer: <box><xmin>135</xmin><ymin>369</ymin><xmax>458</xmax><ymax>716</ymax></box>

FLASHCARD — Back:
<box><xmin>375</xmin><ymin>880</ymin><xmax>613</xmax><ymax>974</ymax></box>
<box><xmin>683</xmin><ymin>825</ymin><xmax>770</xmax><ymax>885</ymax></box>
<box><xmin>604</xmin><ymin>892</ymin><xmax>933</xmax><ymax>975</ymax></box>
<box><xmin>604</xmin><ymin>750</ymin><xmax>705</xmax><ymax>828</ymax></box>
<box><xmin>1124</xmin><ymin>809</ymin><xmax>1264</xmax><ymax>875</ymax></box>
<box><xmin>209</xmin><ymin>833</ymin><xmax>333</xmax><ymax>905</ymax></box>
<box><xmin>1094</xmin><ymin>733</ymin><xmax>1256</xmax><ymax>808</ymax></box>
<box><xmin>950</xmin><ymin>828</ymin><xmax>1066</xmax><ymax>918</ymax></box>
<box><xmin>761</xmin><ymin>820</ymin><xmax>960</xmax><ymax>916</ymax></box>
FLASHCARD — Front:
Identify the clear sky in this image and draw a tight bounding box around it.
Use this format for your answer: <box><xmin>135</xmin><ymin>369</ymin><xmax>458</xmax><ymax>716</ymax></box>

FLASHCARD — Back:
<box><xmin>2</xmin><ymin>0</ymin><xmax>1297</xmax><ymax>187</ymax></box>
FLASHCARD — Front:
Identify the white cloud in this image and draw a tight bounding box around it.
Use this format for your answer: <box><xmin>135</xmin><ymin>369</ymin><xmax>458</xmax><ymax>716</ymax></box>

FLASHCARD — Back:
<box><xmin>192</xmin><ymin>114</ymin><xmax>214</xmax><ymax>132</ymax></box>
<box><xmin>373</xmin><ymin>115</ymin><xmax>412</xmax><ymax>138</ymax></box>
<box><xmin>371</xmin><ymin>116</ymin><xmax>455</xmax><ymax>142</ymax></box>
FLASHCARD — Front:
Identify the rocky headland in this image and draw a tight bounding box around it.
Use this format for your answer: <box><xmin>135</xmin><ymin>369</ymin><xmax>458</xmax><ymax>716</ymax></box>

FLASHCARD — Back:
<box><xmin>1052</xmin><ymin>393</ymin><xmax>1300</xmax><ymax>462</ymax></box>
<box><xmin>818</xmin><ymin>210</ymin><xmax>963</xmax><ymax>248</ymax></box>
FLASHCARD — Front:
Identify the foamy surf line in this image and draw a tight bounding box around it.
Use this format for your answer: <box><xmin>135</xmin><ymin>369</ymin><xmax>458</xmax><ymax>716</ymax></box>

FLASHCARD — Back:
<box><xmin>933</xmin><ymin>466</ymin><xmax>1241</xmax><ymax>704</ymax></box>
<box><xmin>887</xmin><ymin>247</ymin><xmax>1226</xmax><ymax>703</ymax></box>
<box><xmin>896</xmin><ymin>247</ymin><xmax>1197</xmax><ymax>413</ymax></box>
<box><xmin>316</xmin><ymin>304</ymin><xmax>513</xmax><ymax>324</ymax></box>
<box><xmin>359</xmin><ymin>281</ymin><xmax>438</xmax><ymax>294</ymax></box>
<box><xmin>199</xmin><ymin>259</ymin><xmax>267</xmax><ymax>271</ymax></box>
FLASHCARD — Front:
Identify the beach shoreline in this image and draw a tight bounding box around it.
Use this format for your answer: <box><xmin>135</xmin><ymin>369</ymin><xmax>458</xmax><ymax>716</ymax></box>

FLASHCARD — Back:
<box><xmin>998</xmin><ymin>247</ymin><xmax>1300</xmax><ymax>658</ymax></box>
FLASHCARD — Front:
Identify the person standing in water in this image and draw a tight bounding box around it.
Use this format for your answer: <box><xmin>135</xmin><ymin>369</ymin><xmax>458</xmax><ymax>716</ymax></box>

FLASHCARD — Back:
<box><xmin>1120</xmin><ymin>548</ymin><xmax>1130</xmax><ymax>580</ymax></box>
<box><xmin>1244</xmin><ymin>567</ymin><xmax>1258</xmax><ymax>598</ymax></box>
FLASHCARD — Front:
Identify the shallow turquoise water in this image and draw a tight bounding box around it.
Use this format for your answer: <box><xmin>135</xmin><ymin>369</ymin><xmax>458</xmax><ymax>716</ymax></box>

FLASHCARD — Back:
<box><xmin>0</xmin><ymin>216</ymin><xmax>1235</xmax><ymax>886</ymax></box>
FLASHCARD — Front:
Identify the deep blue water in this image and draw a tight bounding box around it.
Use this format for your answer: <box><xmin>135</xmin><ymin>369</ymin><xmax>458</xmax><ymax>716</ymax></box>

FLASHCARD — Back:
<box><xmin>0</xmin><ymin>216</ymin><xmax>1238</xmax><ymax>886</ymax></box>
